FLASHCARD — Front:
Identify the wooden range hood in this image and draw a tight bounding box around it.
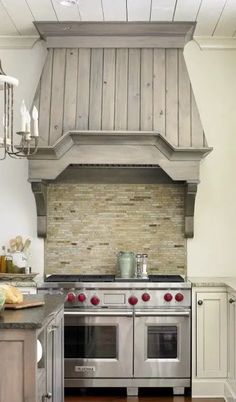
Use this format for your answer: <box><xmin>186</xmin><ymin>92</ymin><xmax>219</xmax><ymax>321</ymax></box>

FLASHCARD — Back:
<box><xmin>30</xmin><ymin>22</ymin><xmax>212</xmax><ymax>238</ymax></box>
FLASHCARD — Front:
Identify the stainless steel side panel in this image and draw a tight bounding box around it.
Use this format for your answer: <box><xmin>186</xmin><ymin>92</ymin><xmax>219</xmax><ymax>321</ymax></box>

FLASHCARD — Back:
<box><xmin>64</xmin><ymin>313</ymin><xmax>133</xmax><ymax>379</ymax></box>
<box><xmin>65</xmin><ymin>378</ymin><xmax>191</xmax><ymax>388</ymax></box>
<box><xmin>134</xmin><ymin>312</ymin><xmax>190</xmax><ymax>378</ymax></box>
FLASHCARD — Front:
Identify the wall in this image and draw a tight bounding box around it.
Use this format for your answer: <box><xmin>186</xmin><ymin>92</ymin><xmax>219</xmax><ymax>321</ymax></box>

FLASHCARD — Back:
<box><xmin>184</xmin><ymin>41</ymin><xmax>236</xmax><ymax>276</ymax></box>
<box><xmin>0</xmin><ymin>41</ymin><xmax>47</xmax><ymax>278</ymax></box>
<box><xmin>46</xmin><ymin>183</ymin><xmax>186</xmax><ymax>275</ymax></box>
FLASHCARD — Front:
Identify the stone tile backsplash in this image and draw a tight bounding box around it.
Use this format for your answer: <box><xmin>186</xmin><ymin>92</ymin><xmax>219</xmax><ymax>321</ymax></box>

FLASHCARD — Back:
<box><xmin>45</xmin><ymin>183</ymin><xmax>186</xmax><ymax>275</ymax></box>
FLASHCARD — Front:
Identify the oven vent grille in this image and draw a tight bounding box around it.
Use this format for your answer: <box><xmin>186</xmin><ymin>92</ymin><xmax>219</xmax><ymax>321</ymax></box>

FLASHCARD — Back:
<box><xmin>69</xmin><ymin>164</ymin><xmax>161</xmax><ymax>168</ymax></box>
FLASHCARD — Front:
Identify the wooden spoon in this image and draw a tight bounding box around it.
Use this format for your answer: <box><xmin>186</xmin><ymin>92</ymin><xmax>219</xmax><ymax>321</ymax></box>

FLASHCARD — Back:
<box><xmin>22</xmin><ymin>239</ymin><xmax>31</xmax><ymax>252</ymax></box>
<box><xmin>15</xmin><ymin>236</ymin><xmax>23</xmax><ymax>251</ymax></box>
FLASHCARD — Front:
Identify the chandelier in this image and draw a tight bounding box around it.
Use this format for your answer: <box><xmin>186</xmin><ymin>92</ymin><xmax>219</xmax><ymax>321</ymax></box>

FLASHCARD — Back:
<box><xmin>0</xmin><ymin>60</ymin><xmax>39</xmax><ymax>160</ymax></box>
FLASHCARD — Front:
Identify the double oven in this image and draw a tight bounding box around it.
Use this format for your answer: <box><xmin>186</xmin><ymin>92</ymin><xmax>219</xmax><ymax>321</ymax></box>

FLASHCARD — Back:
<box><xmin>52</xmin><ymin>275</ymin><xmax>192</xmax><ymax>396</ymax></box>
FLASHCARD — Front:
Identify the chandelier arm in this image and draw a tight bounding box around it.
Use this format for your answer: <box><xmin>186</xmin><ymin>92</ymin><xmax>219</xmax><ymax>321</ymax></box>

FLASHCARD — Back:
<box><xmin>0</xmin><ymin>148</ymin><xmax>7</xmax><ymax>160</ymax></box>
<box><xmin>3</xmin><ymin>82</ymin><xmax>6</xmax><ymax>149</ymax></box>
<box><xmin>1</xmin><ymin>60</ymin><xmax>39</xmax><ymax>159</ymax></box>
<box><xmin>10</xmin><ymin>84</ymin><xmax>15</xmax><ymax>153</ymax></box>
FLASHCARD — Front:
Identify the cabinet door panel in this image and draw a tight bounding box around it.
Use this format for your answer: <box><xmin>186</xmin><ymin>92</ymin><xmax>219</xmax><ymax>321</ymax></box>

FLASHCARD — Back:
<box><xmin>196</xmin><ymin>292</ymin><xmax>227</xmax><ymax>378</ymax></box>
<box><xmin>53</xmin><ymin>310</ymin><xmax>64</xmax><ymax>402</ymax></box>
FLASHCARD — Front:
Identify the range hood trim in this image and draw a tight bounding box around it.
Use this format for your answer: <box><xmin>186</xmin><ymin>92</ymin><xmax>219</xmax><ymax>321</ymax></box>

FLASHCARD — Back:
<box><xmin>29</xmin><ymin>130</ymin><xmax>212</xmax><ymax>161</ymax></box>
<box><xmin>28</xmin><ymin>131</ymin><xmax>212</xmax><ymax>181</ymax></box>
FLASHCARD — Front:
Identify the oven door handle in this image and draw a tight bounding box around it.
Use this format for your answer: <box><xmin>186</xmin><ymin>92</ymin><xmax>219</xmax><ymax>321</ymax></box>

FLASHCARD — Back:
<box><xmin>64</xmin><ymin>311</ymin><xmax>133</xmax><ymax>317</ymax></box>
<box><xmin>135</xmin><ymin>310</ymin><xmax>190</xmax><ymax>317</ymax></box>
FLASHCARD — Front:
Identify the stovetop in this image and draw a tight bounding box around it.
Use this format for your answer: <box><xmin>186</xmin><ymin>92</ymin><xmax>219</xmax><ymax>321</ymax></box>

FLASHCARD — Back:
<box><xmin>45</xmin><ymin>274</ymin><xmax>185</xmax><ymax>283</ymax></box>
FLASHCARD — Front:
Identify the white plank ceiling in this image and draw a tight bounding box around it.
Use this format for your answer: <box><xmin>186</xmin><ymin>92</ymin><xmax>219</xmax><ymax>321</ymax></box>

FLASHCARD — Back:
<box><xmin>0</xmin><ymin>0</ymin><xmax>235</xmax><ymax>38</ymax></box>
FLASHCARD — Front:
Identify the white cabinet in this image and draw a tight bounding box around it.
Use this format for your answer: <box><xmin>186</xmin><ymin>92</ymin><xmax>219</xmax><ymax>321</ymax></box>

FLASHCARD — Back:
<box><xmin>227</xmin><ymin>292</ymin><xmax>236</xmax><ymax>396</ymax></box>
<box><xmin>195</xmin><ymin>290</ymin><xmax>227</xmax><ymax>378</ymax></box>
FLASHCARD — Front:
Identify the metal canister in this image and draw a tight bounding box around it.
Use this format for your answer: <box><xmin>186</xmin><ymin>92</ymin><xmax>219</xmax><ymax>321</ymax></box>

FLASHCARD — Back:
<box><xmin>135</xmin><ymin>254</ymin><xmax>143</xmax><ymax>278</ymax></box>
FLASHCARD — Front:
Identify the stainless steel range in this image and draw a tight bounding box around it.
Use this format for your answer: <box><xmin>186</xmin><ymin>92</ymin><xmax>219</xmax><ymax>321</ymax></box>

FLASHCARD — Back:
<box><xmin>39</xmin><ymin>274</ymin><xmax>191</xmax><ymax>396</ymax></box>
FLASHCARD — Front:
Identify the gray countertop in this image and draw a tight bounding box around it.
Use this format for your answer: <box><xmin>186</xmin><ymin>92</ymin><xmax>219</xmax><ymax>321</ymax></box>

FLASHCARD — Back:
<box><xmin>188</xmin><ymin>276</ymin><xmax>236</xmax><ymax>291</ymax></box>
<box><xmin>0</xmin><ymin>294</ymin><xmax>65</xmax><ymax>330</ymax></box>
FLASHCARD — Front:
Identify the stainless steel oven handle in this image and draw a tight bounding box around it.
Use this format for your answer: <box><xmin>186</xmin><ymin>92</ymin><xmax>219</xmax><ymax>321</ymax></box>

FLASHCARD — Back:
<box><xmin>135</xmin><ymin>310</ymin><xmax>190</xmax><ymax>317</ymax></box>
<box><xmin>64</xmin><ymin>311</ymin><xmax>133</xmax><ymax>317</ymax></box>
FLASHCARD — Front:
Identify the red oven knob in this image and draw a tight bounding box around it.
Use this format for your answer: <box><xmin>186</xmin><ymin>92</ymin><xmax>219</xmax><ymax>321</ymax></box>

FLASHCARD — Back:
<box><xmin>175</xmin><ymin>293</ymin><xmax>184</xmax><ymax>302</ymax></box>
<box><xmin>78</xmin><ymin>293</ymin><xmax>86</xmax><ymax>302</ymax></box>
<box><xmin>91</xmin><ymin>296</ymin><xmax>100</xmax><ymax>306</ymax></box>
<box><xmin>164</xmin><ymin>293</ymin><xmax>173</xmax><ymax>302</ymax></box>
<box><xmin>67</xmin><ymin>292</ymin><xmax>76</xmax><ymax>303</ymax></box>
<box><xmin>142</xmin><ymin>293</ymin><xmax>151</xmax><ymax>302</ymax></box>
<box><xmin>128</xmin><ymin>296</ymin><xmax>138</xmax><ymax>306</ymax></box>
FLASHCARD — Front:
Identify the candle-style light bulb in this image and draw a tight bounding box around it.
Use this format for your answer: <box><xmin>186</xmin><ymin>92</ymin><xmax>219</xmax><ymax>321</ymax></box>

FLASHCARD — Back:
<box><xmin>25</xmin><ymin>110</ymin><xmax>31</xmax><ymax>140</ymax></box>
<box><xmin>32</xmin><ymin>106</ymin><xmax>39</xmax><ymax>137</ymax></box>
<box><xmin>20</xmin><ymin>100</ymin><xmax>27</xmax><ymax>132</ymax></box>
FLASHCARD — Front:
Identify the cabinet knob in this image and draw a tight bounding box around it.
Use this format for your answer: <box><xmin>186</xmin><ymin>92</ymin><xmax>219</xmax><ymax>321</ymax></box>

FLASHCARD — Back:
<box><xmin>43</xmin><ymin>392</ymin><xmax>52</xmax><ymax>400</ymax></box>
<box><xmin>198</xmin><ymin>300</ymin><xmax>203</xmax><ymax>305</ymax></box>
<box><xmin>229</xmin><ymin>298</ymin><xmax>236</xmax><ymax>304</ymax></box>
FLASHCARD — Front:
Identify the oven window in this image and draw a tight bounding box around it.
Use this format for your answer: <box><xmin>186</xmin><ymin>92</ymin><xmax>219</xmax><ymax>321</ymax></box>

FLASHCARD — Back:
<box><xmin>65</xmin><ymin>325</ymin><xmax>117</xmax><ymax>358</ymax></box>
<box><xmin>147</xmin><ymin>325</ymin><xmax>177</xmax><ymax>359</ymax></box>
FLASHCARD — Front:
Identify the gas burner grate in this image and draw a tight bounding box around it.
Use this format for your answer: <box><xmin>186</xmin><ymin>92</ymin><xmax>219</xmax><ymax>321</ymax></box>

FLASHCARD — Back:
<box><xmin>45</xmin><ymin>274</ymin><xmax>115</xmax><ymax>282</ymax></box>
<box><xmin>148</xmin><ymin>275</ymin><xmax>184</xmax><ymax>282</ymax></box>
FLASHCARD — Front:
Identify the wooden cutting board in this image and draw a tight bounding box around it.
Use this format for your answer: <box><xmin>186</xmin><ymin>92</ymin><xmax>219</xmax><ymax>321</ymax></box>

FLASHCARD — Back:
<box><xmin>4</xmin><ymin>300</ymin><xmax>45</xmax><ymax>309</ymax></box>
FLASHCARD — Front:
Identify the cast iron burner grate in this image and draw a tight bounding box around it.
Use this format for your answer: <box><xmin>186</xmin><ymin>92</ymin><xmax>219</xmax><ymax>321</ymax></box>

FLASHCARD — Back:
<box><xmin>45</xmin><ymin>274</ymin><xmax>115</xmax><ymax>282</ymax></box>
<box><xmin>149</xmin><ymin>275</ymin><xmax>184</xmax><ymax>282</ymax></box>
<box><xmin>45</xmin><ymin>274</ymin><xmax>184</xmax><ymax>283</ymax></box>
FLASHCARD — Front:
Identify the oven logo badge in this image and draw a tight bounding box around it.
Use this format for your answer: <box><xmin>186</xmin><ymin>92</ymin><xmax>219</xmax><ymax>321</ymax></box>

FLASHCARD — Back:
<box><xmin>75</xmin><ymin>366</ymin><xmax>96</xmax><ymax>373</ymax></box>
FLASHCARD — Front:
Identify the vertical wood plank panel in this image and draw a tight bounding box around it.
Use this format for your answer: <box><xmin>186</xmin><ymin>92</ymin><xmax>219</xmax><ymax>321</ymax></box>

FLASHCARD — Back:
<box><xmin>191</xmin><ymin>90</ymin><xmax>204</xmax><ymax>147</ymax></box>
<box><xmin>49</xmin><ymin>48</ymin><xmax>66</xmax><ymax>145</ymax></box>
<box><xmin>166</xmin><ymin>49</ymin><xmax>178</xmax><ymax>146</ymax></box>
<box><xmin>141</xmin><ymin>48</ymin><xmax>153</xmax><ymax>131</ymax></box>
<box><xmin>178</xmin><ymin>50</ymin><xmax>191</xmax><ymax>147</ymax></box>
<box><xmin>63</xmin><ymin>49</ymin><xmax>78</xmax><ymax>132</ymax></box>
<box><xmin>76</xmin><ymin>48</ymin><xmax>91</xmax><ymax>130</ymax></box>
<box><xmin>128</xmin><ymin>49</ymin><xmax>141</xmax><ymax>130</ymax></box>
<box><xmin>39</xmin><ymin>49</ymin><xmax>53</xmax><ymax>146</ymax></box>
<box><xmin>102</xmin><ymin>49</ymin><xmax>115</xmax><ymax>130</ymax></box>
<box><xmin>153</xmin><ymin>48</ymin><xmax>165</xmax><ymax>135</ymax></box>
<box><xmin>115</xmin><ymin>49</ymin><xmax>128</xmax><ymax>130</ymax></box>
<box><xmin>89</xmin><ymin>48</ymin><xmax>103</xmax><ymax>129</ymax></box>
<box><xmin>0</xmin><ymin>341</ymin><xmax>24</xmax><ymax>402</ymax></box>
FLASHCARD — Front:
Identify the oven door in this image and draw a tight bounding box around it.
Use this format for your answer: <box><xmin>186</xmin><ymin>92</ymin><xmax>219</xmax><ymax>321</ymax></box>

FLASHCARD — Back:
<box><xmin>134</xmin><ymin>309</ymin><xmax>190</xmax><ymax>378</ymax></box>
<box><xmin>64</xmin><ymin>310</ymin><xmax>133</xmax><ymax>379</ymax></box>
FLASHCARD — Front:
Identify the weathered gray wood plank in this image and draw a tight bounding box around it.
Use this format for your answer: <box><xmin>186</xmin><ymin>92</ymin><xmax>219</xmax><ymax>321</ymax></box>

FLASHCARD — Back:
<box><xmin>115</xmin><ymin>48</ymin><xmax>128</xmax><ymax>130</ymax></box>
<box><xmin>191</xmin><ymin>90</ymin><xmax>204</xmax><ymax>147</ymax></box>
<box><xmin>178</xmin><ymin>50</ymin><xmax>191</xmax><ymax>147</ymax></box>
<box><xmin>102</xmin><ymin>49</ymin><xmax>115</xmax><ymax>130</ymax></box>
<box><xmin>166</xmin><ymin>49</ymin><xmax>178</xmax><ymax>146</ymax></box>
<box><xmin>0</xmin><ymin>341</ymin><xmax>24</xmax><ymax>402</ymax></box>
<box><xmin>39</xmin><ymin>49</ymin><xmax>53</xmax><ymax>146</ymax></box>
<box><xmin>47</xmin><ymin>36</ymin><xmax>187</xmax><ymax>48</ymax></box>
<box><xmin>63</xmin><ymin>49</ymin><xmax>78</xmax><ymax>132</ymax></box>
<box><xmin>89</xmin><ymin>48</ymin><xmax>103</xmax><ymax>130</ymax></box>
<box><xmin>153</xmin><ymin>48</ymin><xmax>165</xmax><ymax>136</ymax></box>
<box><xmin>36</xmin><ymin>21</ymin><xmax>196</xmax><ymax>38</ymax></box>
<box><xmin>49</xmin><ymin>48</ymin><xmax>66</xmax><ymax>145</ymax></box>
<box><xmin>140</xmin><ymin>48</ymin><xmax>153</xmax><ymax>131</ymax></box>
<box><xmin>76</xmin><ymin>48</ymin><xmax>91</xmax><ymax>130</ymax></box>
<box><xmin>128</xmin><ymin>49</ymin><xmax>141</xmax><ymax>130</ymax></box>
